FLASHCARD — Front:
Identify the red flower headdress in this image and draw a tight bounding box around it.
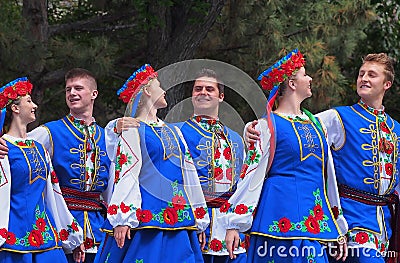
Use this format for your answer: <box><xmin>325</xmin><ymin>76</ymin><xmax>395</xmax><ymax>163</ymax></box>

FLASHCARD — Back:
<box><xmin>0</xmin><ymin>77</ymin><xmax>33</xmax><ymax>109</ymax></box>
<box><xmin>117</xmin><ymin>64</ymin><xmax>158</xmax><ymax>104</ymax></box>
<box><xmin>258</xmin><ymin>49</ymin><xmax>305</xmax><ymax>91</ymax></box>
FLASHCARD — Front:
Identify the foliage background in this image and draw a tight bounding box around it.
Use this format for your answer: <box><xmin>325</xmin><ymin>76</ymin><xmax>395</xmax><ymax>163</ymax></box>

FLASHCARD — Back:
<box><xmin>0</xmin><ymin>0</ymin><xmax>399</xmax><ymax>130</ymax></box>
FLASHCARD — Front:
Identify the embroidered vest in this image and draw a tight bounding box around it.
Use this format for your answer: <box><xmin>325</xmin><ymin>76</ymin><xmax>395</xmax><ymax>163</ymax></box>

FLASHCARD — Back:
<box><xmin>2</xmin><ymin>141</ymin><xmax>61</xmax><ymax>252</ymax></box>
<box><xmin>178</xmin><ymin>119</ymin><xmax>244</xmax><ymax>196</ymax></box>
<box><xmin>251</xmin><ymin>114</ymin><xmax>342</xmax><ymax>240</ymax></box>
<box><xmin>43</xmin><ymin>116</ymin><xmax>110</xmax><ymax>192</ymax></box>
<box><xmin>333</xmin><ymin>104</ymin><xmax>400</xmax><ymax>236</ymax></box>
<box><xmin>136</xmin><ymin>123</ymin><xmax>197</xmax><ymax>229</ymax></box>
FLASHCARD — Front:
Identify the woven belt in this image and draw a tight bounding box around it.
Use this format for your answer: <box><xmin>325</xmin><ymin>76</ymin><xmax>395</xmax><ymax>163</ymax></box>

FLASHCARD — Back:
<box><xmin>61</xmin><ymin>187</ymin><xmax>105</xmax><ymax>211</ymax></box>
<box><xmin>204</xmin><ymin>191</ymin><xmax>233</xmax><ymax>208</ymax></box>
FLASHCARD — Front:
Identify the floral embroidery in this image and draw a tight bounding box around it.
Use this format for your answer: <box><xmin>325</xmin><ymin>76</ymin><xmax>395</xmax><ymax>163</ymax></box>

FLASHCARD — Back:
<box><xmin>107</xmin><ymin>180</ymin><xmax>199</xmax><ymax>226</ymax></box>
<box><xmin>114</xmin><ymin>143</ymin><xmax>133</xmax><ymax>183</ymax></box>
<box><xmin>268</xmin><ymin>188</ymin><xmax>331</xmax><ymax>234</ymax></box>
<box><xmin>307</xmin><ymin>253</ymin><xmax>316</xmax><ymax>262</ymax></box>
<box><xmin>240</xmin><ymin>146</ymin><xmax>261</xmax><ymax>179</ymax></box>
<box><xmin>50</xmin><ymin>170</ymin><xmax>59</xmax><ymax>184</ymax></box>
<box><xmin>209</xmin><ymin>238</ymin><xmax>225</xmax><ymax>252</ymax></box>
<box><xmin>84</xmin><ymin>237</ymin><xmax>95</xmax><ymax>249</ymax></box>
<box><xmin>4</xmin><ymin>205</ymin><xmax>59</xmax><ymax>247</ymax></box>
<box><xmin>219</xmin><ymin>201</ymin><xmax>254</xmax><ymax>216</ymax></box>
<box><xmin>348</xmin><ymin>231</ymin><xmax>388</xmax><ymax>252</ymax></box>
<box><xmin>331</xmin><ymin>206</ymin><xmax>343</xmax><ymax>219</ymax></box>
<box><xmin>15</xmin><ymin>140</ymin><xmax>35</xmax><ymax>147</ymax></box>
<box><xmin>194</xmin><ymin>207</ymin><xmax>207</xmax><ymax>219</ymax></box>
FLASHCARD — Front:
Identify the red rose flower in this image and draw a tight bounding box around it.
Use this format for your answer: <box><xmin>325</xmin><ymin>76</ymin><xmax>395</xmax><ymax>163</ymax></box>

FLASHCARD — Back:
<box><xmin>355</xmin><ymin>231</ymin><xmax>369</xmax><ymax>244</ymax></box>
<box><xmin>223</xmin><ymin>147</ymin><xmax>232</xmax><ymax>160</ymax></box>
<box><xmin>120</xmin><ymin>202</ymin><xmax>130</xmax><ymax>213</ymax></box>
<box><xmin>385</xmin><ymin>163</ymin><xmax>393</xmax><ymax>176</ymax></box>
<box><xmin>214</xmin><ymin>167</ymin><xmax>223</xmax><ymax>181</ymax></box>
<box><xmin>108</xmin><ymin>204</ymin><xmax>118</xmax><ymax>215</ymax></box>
<box><xmin>380</xmin><ymin>122</ymin><xmax>390</xmax><ymax>133</ymax></box>
<box><xmin>234</xmin><ymin>204</ymin><xmax>248</xmax><ymax>215</ymax></box>
<box><xmin>118</xmin><ymin>153</ymin><xmax>128</xmax><ymax>166</ymax></box>
<box><xmin>59</xmin><ymin>229</ymin><xmax>69</xmax><ymax>241</ymax></box>
<box><xmin>305</xmin><ymin>215</ymin><xmax>320</xmax><ymax>234</ymax></box>
<box><xmin>51</xmin><ymin>170</ymin><xmax>59</xmax><ymax>183</ymax></box>
<box><xmin>219</xmin><ymin>201</ymin><xmax>231</xmax><ymax>213</ymax></box>
<box><xmin>84</xmin><ymin>237</ymin><xmax>94</xmax><ymax>249</ymax></box>
<box><xmin>278</xmin><ymin>217</ymin><xmax>292</xmax><ymax>233</ymax></box>
<box><xmin>214</xmin><ymin>149</ymin><xmax>221</xmax><ymax>159</ymax></box>
<box><xmin>331</xmin><ymin>206</ymin><xmax>339</xmax><ymax>219</ymax></box>
<box><xmin>4</xmin><ymin>86</ymin><xmax>18</xmax><ymax>100</ymax></box>
<box><xmin>240</xmin><ymin>164</ymin><xmax>249</xmax><ymax>179</ymax></box>
<box><xmin>28</xmin><ymin>229</ymin><xmax>44</xmax><ymax>247</ymax></box>
<box><xmin>226</xmin><ymin>167</ymin><xmax>233</xmax><ymax>181</ymax></box>
<box><xmin>136</xmin><ymin>208</ymin><xmax>153</xmax><ymax>223</ymax></box>
<box><xmin>6</xmin><ymin>231</ymin><xmax>16</xmax><ymax>245</ymax></box>
<box><xmin>36</xmin><ymin>218</ymin><xmax>46</xmax><ymax>232</ymax></box>
<box><xmin>0</xmin><ymin>94</ymin><xmax>8</xmax><ymax>108</ymax></box>
<box><xmin>0</xmin><ymin>228</ymin><xmax>7</xmax><ymax>238</ymax></box>
<box><xmin>385</xmin><ymin>141</ymin><xmax>394</xmax><ymax>154</ymax></box>
<box><xmin>15</xmin><ymin>81</ymin><xmax>29</xmax><ymax>96</ymax></box>
<box><xmin>313</xmin><ymin>205</ymin><xmax>324</xmax><ymax>220</ymax></box>
<box><xmin>195</xmin><ymin>207</ymin><xmax>207</xmax><ymax>219</ymax></box>
<box><xmin>17</xmin><ymin>141</ymin><xmax>26</xmax><ymax>146</ymax></box>
<box><xmin>71</xmin><ymin>221</ymin><xmax>79</xmax><ymax>232</ymax></box>
<box><xmin>172</xmin><ymin>195</ymin><xmax>187</xmax><ymax>210</ymax></box>
<box><xmin>163</xmin><ymin>207</ymin><xmax>178</xmax><ymax>225</ymax></box>
<box><xmin>210</xmin><ymin>239</ymin><xmax>223</xmax><ymax>252</ymax></box>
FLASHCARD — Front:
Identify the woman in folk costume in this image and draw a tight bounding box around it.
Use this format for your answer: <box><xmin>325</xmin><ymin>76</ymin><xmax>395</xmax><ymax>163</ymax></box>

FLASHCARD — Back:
<box><xmin>222</xmin><ymin>49</ymin><xmax>348</xmax><ymax>262</ymax></box>
<box><xmin>0</xmin><ymin>78</ymin><xmax>85</xmax><ymax>263</ymax></box>
<box><xmin>95</xmin><ymin>65</ymin><xmax>210</xmax><ymax>263</ymax></box>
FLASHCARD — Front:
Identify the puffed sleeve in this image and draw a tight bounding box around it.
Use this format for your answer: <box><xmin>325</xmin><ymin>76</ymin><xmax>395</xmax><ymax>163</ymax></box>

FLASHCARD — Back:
<box><xmin>219</xmin><ymin>119</ymin><xmax>271</xmax><ymax>232</ymax></box>
<box><xmin>316</xmin><ymin>109</ymin><xmax>345</xmax><ymax>149</ymax></box>
<box><xmin>106</xmin><ymin>128</ymin><xmax>142</xmax><ymax>229</ymax></box>
<box><xmin>174</xmin><ymin>126</ymin><xmax>210</xmax><ymax>232</ymax></box>
<box><xmin>319</xmin><ymin>120</ymin><xmax>348</xmax><ymax>236</ymax></box>
<box><xmin>0</xmin><ymin>156</ymin><xmax>11</xmax><ymax>247</ymax></box>
<box><xmin>104</xmin><ymin>119</ymin><xmax>120</xmax><ymax>163</ymax></box>
<box><xmin>43</xmin><ymin>150</ymin><xmax>83</xmax><ymax>253</ymax></box>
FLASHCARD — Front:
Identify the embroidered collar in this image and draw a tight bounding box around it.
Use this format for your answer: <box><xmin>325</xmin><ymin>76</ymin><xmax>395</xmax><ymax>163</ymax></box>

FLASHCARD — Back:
<box><xmin>275</xmin><ymin>112</ymin><xmax>309</xmax><ymax>122</ymax></box>
<box><xmin>192</xmin><ymin>115</ymin><xmax>223</xmax><ymax>133</ymax></box>
<box><xmin>359</xmin><ymin>100</ymin><xmax>385</xmax><ymax>116</ymax></box>
<box><xmin>3</xmin><ymin>134</ymin><xmax>35</xmax><ymax>147</ymax></box>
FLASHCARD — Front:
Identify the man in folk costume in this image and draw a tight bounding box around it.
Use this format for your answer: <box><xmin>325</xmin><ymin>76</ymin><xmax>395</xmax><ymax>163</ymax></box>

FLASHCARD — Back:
<box><xmin>176</xmin><ymin>68</ymin><xmax>247</xmax><ymax>262</ymax></box>
<box><xmin>21</xmin><ymin>69</ymin><xmax>111</xmax><ymax>263</ymax></box>
<box><xmin>317</xmin><ymin>53</ymin><xmax>400</xmax><ymax>262</ymax></box>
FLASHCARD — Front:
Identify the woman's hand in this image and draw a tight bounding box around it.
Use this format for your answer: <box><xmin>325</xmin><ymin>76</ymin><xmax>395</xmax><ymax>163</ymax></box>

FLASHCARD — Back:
<box><xmin>72</xmin><ymin>243</ymin><xmax>85</xmax><ymax>263</ymax></box>
<box><xmin>114</xmin><ymin>225</ymin><xmax>131</xmax><ymax>248</ymax></box>
<box><xmin>197</xmin><ymin>231</ymin><xmax>206</xmax><ymax>251</ymax></box>
<box><xmin>225</xmin><ymin>229</ymin><xmax>240</xmax><ymax>259</ymax></box>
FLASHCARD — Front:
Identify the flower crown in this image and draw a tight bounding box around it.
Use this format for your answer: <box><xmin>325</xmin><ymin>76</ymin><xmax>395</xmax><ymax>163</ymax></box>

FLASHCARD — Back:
<box><xmin>117</xmin><ymin>64</ymin><xmax>158</xmax><ymax>103</ymax></box>
<box><xmin>257</xmin><ymin>49</ymin><xmax>305</xmax><ymax>91</ymax></box>
<box><xmin>0</xmin><ymin>77</ymin><xmax>33</xmax><ymax>109</ymax></box>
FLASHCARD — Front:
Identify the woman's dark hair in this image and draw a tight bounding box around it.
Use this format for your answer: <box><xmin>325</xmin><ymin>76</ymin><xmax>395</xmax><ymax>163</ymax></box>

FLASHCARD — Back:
<box><xmin>2</xmin><ymin>98</ymin><xmax>21</xmax><ymax>134</ymax></box>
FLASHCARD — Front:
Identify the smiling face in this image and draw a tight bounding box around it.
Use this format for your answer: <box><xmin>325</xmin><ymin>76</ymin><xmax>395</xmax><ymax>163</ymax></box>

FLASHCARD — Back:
<box><xmin>14</xmin><ymin>94</ymin><xmax>38</xmax><ymax>125</ymax></box>
<box><xmin>191</xmin><ymin>76</ymin><xmax>224</xmax><ymax>117</ymax></box>
<box><xmin>65</xmin><ymin>77</ymin><xmax>98</xmax><ymax>116</ymax></box>
<box><xmin>357</xmin><ymin>61</ymin><xmax>391</xmax><ymax>108</ymax></box>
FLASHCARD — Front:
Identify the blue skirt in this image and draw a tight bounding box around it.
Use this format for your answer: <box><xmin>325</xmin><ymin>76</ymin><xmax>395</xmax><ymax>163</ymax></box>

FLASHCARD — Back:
<box><xmin>95</xmin><ymin>229</ymin><xmax>204</xmax><ymax>263</ymax></box>
<box><xmin>247</xmin><ymin>235</ymin><xmax>329</xmax><ymax>263</ymax></box>
<box><xmin>0</xmin><ymin>248</ymin><xmax>67</xmax><ymax>263</ymax></box>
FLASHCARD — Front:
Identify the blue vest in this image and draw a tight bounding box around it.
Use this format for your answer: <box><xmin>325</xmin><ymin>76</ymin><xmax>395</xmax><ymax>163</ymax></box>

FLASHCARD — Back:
<box><xmin>178</xmin><ymin>119</ymin><xmax>244</xmax><ymax>196</ymax></box>
<box><xmin>333</xmin><ymin>103</ymin><xmax>400</xmax><ymax>236</ymax></box>
<box><xmin>43</xmin><ymin>117</ymin><xmax>110</xmax><ymax>192</ymax></box>
<box><xmin>43</xmin><ymin>116</ymin><xmax>110</xmax><ymax>245</ymax></box>
<box><xmin>2</xmin><ymin>140</ymin><xmax>61</xmax><ymax>252</ymax></box>
<box><xmin>251</xmin><ymin>114</ymin><xmax>342</xmax><ymax>240</ymax></box>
